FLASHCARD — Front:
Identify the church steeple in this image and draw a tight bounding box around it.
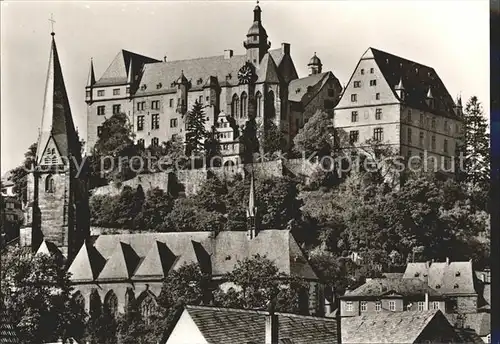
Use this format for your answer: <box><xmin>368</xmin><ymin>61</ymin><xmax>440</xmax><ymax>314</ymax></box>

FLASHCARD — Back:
<box><xmin>246</xmin><ymin>170</ymin><xmax>258</xmax><ymax>239</ymax></box>
<box><xmin>36</xmin><ymin>32</ymin><xmax>81</xmax><ymax>165</ymax></box>
<box><xmin>243</xmin><ymin>2</ymin><xmax>271</xmax><ymax>65</ymax></box>
<box><xmin>86</xmin><ymin>58</ymin><xmax>96</xmax><ymax>87</ymax></box>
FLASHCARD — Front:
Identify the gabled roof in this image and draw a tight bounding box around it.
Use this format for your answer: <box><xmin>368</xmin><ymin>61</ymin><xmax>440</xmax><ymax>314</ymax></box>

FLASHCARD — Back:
<box><xmin>97</xmin><ymin>242</ymin><xmax>140</xmax><ymax>281</ymax></box>
<box><xmin>256</xmin><ymin>52</ymin><xmax>281</xmax><ymax>84</ymax></box>
<box><xmin>403</xmin><ymin>260</ymin><xmax>476</xmax><ymax>295</ymax></box>
<box><xmin>69</xmin><ymin>230</ymin><xmax>318</xmax><ymax>282</ymax></box>
<box><xmin>288</xmin><ymin>71</ymin><xmax>339</xmax><ymax>106</ymax></box>
<box><xmin>0</xmin><ymin>308</ymin><xmax>19</xmax><ymax>343</ymax></box>
<box><xmin>341</xmin><ymin>277</ymin><xmax>441</xmax><ymax>299</ymax></box>
<box><xmin>68</xmin><ymin>241</ymin><xmax>106</xmax><ymax>282</ymax></box>
<box><xmin>341</xmin><ymin>310</ymin><xmax>452</xmax><ymax>343</ymax></box>
<box><xmin>175</xmin><ymin>305</ymin><xmax>338</xmax><ymax>344</ymax></box>
<box><xmin>445</xmin><ymin>313</ymin><xmax>491</xmax><ymax>337</ymax></box>
<box><xmin>94</xmin><ymin>49</ymin><xmax>159</xmax><ymax>87</ymax></box>
<box><xmin>365</xmin><ymin>47</ymin><xmax>459</xmax><ymax>119</ymax></box>
<box><xmin>36</xmin><ymin>34</ymin><xmax>81</xmax><ymax>164</ymax></box>
<box><xmin>36</xmin><ymin>240</ymin><xmax>62</xmax><ymax>258</ymax></box>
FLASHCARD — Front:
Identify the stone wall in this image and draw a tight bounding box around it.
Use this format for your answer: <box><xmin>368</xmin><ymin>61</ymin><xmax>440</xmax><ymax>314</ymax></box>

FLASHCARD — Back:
<box><xmin>92</xmin><ymin>172</ymin><xmax>171</xmax><ymax>197</ymax></box>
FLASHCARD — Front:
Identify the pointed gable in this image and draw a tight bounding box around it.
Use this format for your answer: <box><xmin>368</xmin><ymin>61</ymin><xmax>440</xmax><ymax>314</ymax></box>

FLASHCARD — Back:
<box><xmin>98</xmin><ymin>242</ymin><xmax>140</xmax><ymax>281</ymax></box>
<box><xmin>36</xmin><ymin>240</ymin><xmax>62</xmax><ymax>258</ymax></box>
<box><xmin>133</xmin><ymin>241</ymin><xmax>177</xmax><ymax>280</ymax></box>
<box><xmin>36</xmin><ymin>34</ymin><xmax>80</xmax><ymax>164</ymax></box>
<box><xmin>68</xmin><ymin>241</ymin><xmax>106</xmax><ymax>282</ymax></box>
<box><xmin>171</xmin><ymin>240</ymin><xmax>204</xmax><ymax>272</ymax></box>
<box><xmin>256</xmin><ymin>53</ymin><xmax>281</xmax><ymax>84</ymax></box>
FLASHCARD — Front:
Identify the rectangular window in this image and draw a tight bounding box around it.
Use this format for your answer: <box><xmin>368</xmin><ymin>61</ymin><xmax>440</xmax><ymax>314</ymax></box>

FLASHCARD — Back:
<box><xmin>418</xmin><ymin>301</ymin><xmax>424</xmax><ymax>311</ymax></box>
<box><xmin>86</xmin><ymin>90</ymin><xmax>91</xmax><ymax>98</ymax></box>
<box><xmin>375</xmin><ymin>302</ymin><xmax>381</xmax><ymax>311</ymax></box>
<box><xmin>360</xmin><ymin>69</ymin><xmax>365</xmax><ymax>75</ymax></box>
<box><xmin>420</xmin><ymin>113</ymin><xmax>424</xmax><ymax>125</ymax></box>
<box><xmin>137</xmin><ymin>102</ymin><xmax>146</xmax><ymax>111</ymax></box>
<box><xmin>370</xmin><ymin>68</ymin><xmax>374</xmax><ymax>74</ymax></box>
<box><xmin>351</xmin><ymin>94</ymin><xmax>357</xmax><ymax>102</ymax></box>
<box><xmin>113</xmin><ymin>88</ymin><xmax>120</xmax><ymax>96</ymax></box>
<box><xmin>199</xmin><ymin>95</ymin><xmax>203</xmax><ymax>103</ymax></box>
<box><xmin>444</xmin><ymin>139</ymin><xmax>448</xmax><ymax>154</ymax></box>
<box><xmin>360</xmin><ymin>301</ymin><xmax>367</xmax><ymax>312</ymax></box>
<box><xmin>137</xmin><ymin>115</ymin><xmax>144</xmax><ymax>131</ymax></box>
<box><xmin>345</xmin><ymin>301</ymin><xmax>353</xmax><ymax>312</ymax></box>
<box><xmin>375</xmin><ymin>108</ymin><xmax>382</xmax><ymax>120</ymax></box>
<box><xmin>351</xmin><ymin>111</ymin><xmax>358</xmax><ymax>122</ymax></box>
<box><xmin>169</xmin><ymin>99</ymin><xmax>174</xmax><ymax>108</ymax></box>
<box><xmin>97</xmin><ymin>90</ymin><xmax>105</xmax><ymax>97</ymax></box>
<box><xmin>431</xmin><ymin>117</ymin><xmax>436</xmax><ymax>129</ymax></box>
<box><xmin>419</xmin><ymin>132</ymin><xmax>424</xmax><ymax>146</ymax></box>
<box><xmin>353</xmin><ymin>81</ymin><xmax>361</xmax><ymax>88</ymax></box>
<box><xmin>97</xmin><ymin>106</ymin><xmax>105</xmax><ymax>116</ymax></box>
<box><xmin>370</xmin><ymin>79</ymin><xmax>377</xmax><ymax>86</ymax></box>
<box><xmin>432</xmin><ymin>301</ymin><xmax>439</xmax><ymax>310</ymax></box>
<box><xmin>151</xmin><ymin>100</ymin><xmax>160</xmax><ymax>110</ymax></box>
<box><xmin>444</xmin><ymin>120</ymin><xmax>449</xmax><ymax>133</ymax></box>
<box><xmin>373</xmin><ymin>128</ymin><xmax>383</xmax><ymax>141</ymax></box>
<box><xmin>97</xmin><ymin>126</ymin><xmax>103</xmax><ymax>137</ymax></box>
<box><xmin>152</xmin><ymin>114</ymin><xmax>160</xmax><ymax>130</ymax></box>
<box><xmin>126</xmin><ymin>87</ymin><xmax>130</xmax><ymax>94</ymax></box>
<box><xmin>375</xmin><ymin>93</ymin><xmax>380</xmax><ymax>100</ymax></box>
<box><xmin>349</xmin><ymin>130</ymin><xmax>359</xmax><ymax>144</ymax></box>
<box><xmin>389</xmin><ymin>301</ymin><xmax>396</xmax><ymax>311</ymax></box>
<box><xmin>170</xmin><ymin>118</ymin><xmax>178</xmax><ymax>128</ymax></box>
<box><xmin>112</xmin><ymin>104</ymin><xmax>121</xmax><ymax>114</ymax></box>
<box><xmin>407</xmin><ymin>128</ymin><xmax>412</xmax><ymax>144</ymax></box>
<box><xmin>431</xmin><ymin>135</ymin><xmax>436</xmax><ymax>150</ymax></box>
<box><xmin>328</xmin><ymin>88</ymin><xmax>334</xmax><ymax>97</ymax></box>
<box><xmin>408</xmin><ymin>109</ymin><xmax>412</xmax><ymax>122</ymax></box>
<box><xmin>408</xmin><ymin>149</ymin><xmax>413</xmax><ymax>157</ymax></box>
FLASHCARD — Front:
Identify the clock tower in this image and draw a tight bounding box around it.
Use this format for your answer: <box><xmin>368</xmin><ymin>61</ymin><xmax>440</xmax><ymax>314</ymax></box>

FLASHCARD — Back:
<box><xmin>243</xmin><ymin>3</ymin><xmax>271</xmax><ymax>65</ymax></box>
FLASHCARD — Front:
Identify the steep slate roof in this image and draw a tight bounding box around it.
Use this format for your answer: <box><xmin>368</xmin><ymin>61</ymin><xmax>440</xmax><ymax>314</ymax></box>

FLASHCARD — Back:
<box><xmin>177</xmin><ymin>305</ymin><xmax>338</xmax><ymax>344</ymax></box>
<box><xmin>341</xmin><ymin>310</ymin><xmax>449</xmax><ymax>343</ymax></box>
<box><xmin>94</xmin><ymin>49</ymin><xmax>160</xmax><ymax>87</ymax></box>
<box><xmin>341</xmin><ymin>277</ymin><xmax>441</xmax><ymax>299</ymax></box>
<box><xmin>69</xmin><ymin>230</ymin><xmax>318</xmax><ymax>282</ymax></box>
<box><xmin>403</xmin><ymin>261</ymin><xmax>477</xmax><ymax>295</ymax></box>
<box><xmin>0</xmin><ymin>309</ymin><xmax>19</xmax><ymax>344</ymax></box>
<box><xmin>36</xmin><ymin>34</ymin><xmax>81</xmax><ymax>164</ymax></box>
<box><xmin>366</xmin><ymin>47</ymin><xmax>459</xmax><ymax>119</ymax></box>
<box><xmin>68</xmin><ymin>241</ymin><xmax>106</xmax><ymax>282</ymax></box>
<box><xmin>288</xmin><ymin>71</ymin><xmax>340</xmax><ymax>109</ymax></box>
<box><xmin>256</xmin><ymin>52</ymin><xmax>281</xmax><ymax>84</ymax></box>
<box><xmin>445</xmin><ymin>313</ymin><xmax>491</xmax><ymax>337</ymax></box>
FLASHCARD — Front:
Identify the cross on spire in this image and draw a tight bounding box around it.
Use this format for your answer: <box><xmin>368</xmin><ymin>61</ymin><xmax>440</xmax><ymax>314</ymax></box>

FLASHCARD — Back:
<box><xmin>49</xmin><ymin>13</ymin><xmax>56</xmax><ymax>35</ymax></box>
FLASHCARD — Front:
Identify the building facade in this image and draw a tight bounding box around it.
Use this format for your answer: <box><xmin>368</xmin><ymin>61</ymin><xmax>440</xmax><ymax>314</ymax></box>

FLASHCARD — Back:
<box><xmin>334</xmin><ymin>47</ymin><xmax>463</xmax><ymax>171</ymax></box>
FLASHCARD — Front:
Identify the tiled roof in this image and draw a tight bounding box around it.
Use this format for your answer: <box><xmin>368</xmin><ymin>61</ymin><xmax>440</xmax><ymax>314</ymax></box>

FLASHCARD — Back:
<box><xmin>94</xmin><ymin>49</ymin><xmax>159</xmax><ymax>87</ymax></box>
<box><xmin>341</xmin><ymin>277</ymin><xmax>441</xmax><ymax>299</ymax></box>
<box><xmin>67</xmin><ymin>241</ymin><xmax>106</xmax><ymax>282</ymax></box>
<box><xmin>367</xmin><ymin>48</ymin><xmax>459</xmax><ymax>119</ymax></box>
<box><xmin>288</xmin><ymin>72</ymin><xmax>329</xmax><ymax>103</ymax></box>
<box><xmin>69</xmin><ymin>230</ymin><xmax>318</xmax><ymax>283</ymax></box>
<box><xmin>403</xmin><ymin>261</ymin><xmax>476</xmax><ymax>295</ymax></box>
<box><xmin>256</xmin><ymin>53</ymin><xmax>281</xmax><ymax>84</ymax></box>
<box><xmin>179</xmin><ymin>305</ymin><xmax>338</xmax><ymax>344</ymax></box>
<box><xmin>0</xmin><ymin>309</ymin><xmax>19</xmax><ymax>344</ymax></box>
<box><xmin>341</xmin><ymin>310</ymin><xmax>446</xmax><ymax>343</ymax></box>
<box><xmin>445</xmin><ymin>313</ymin><xmax>490</xmax><ymax>337</ymax></box>
<box><xmin>453</xmin><ymin>328</ymin><xmax>484</xmax><ymax>344</ymax></box>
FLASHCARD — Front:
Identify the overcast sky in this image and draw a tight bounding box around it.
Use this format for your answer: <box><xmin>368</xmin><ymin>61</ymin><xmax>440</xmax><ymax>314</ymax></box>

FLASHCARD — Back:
<box><xmin>0</xmin><ymin>0</ymin><xmax>489</xmax><ymax>175</ymax></box>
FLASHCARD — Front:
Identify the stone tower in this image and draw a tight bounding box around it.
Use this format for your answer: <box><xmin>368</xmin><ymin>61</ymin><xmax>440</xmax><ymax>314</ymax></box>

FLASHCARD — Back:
<box><xmin>243</xmin><ymin>3</ymin><xmax>271</xmax><ymax>65</ymax></box>
<box><xmin>29</xmin><ymin>32</ymin><xmax>89</xmax><ymax>261</ymax></box>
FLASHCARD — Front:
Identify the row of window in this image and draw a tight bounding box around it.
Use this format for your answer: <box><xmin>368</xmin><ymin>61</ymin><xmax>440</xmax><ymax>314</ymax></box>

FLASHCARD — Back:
<box><xmin>360</xmin><ymin>67</ymin><xmax>375</xmax><ymax>75</ymax></box>
<box><xmin>96</xmin><ymin>88</ymin><xmax>130</xmax><ymax>97</ymax></box>
<box><xmin>353</xmin><ymin>79</ymin><xmax>377</xmax><ymax>88</ymax></box>
<box><xmin>351</xmin><ymin>109</ymin><xmax>383</xmax><ymax>122</ymax></box>
<box><xmin>351</xmin><ymin>93</ymin><xmax>380</xmax><ymax>102</ymax></box>
<box><xmin>136</xmin><ymin>114</ymin><xmax>171</xmax><ymax>131</ymax></box>
<box><xmin>345</xmin><ymin>300</ymin><xmax>440</xmax><ymax>312</ymax></box>
<box><xmin>349</xmin><ymin>127</ymin><xmax>384</xmax><ymax>143</ymax></box>
<box><xmin>407</xmin><ymin>110</ymin><xmax>456</xmax><ymax>134</ymax></box>
<box><xmin>97</xmin><ymin>104</ymin><xmax>121</xmax><ymax>116</ymax></box>
<box><xmin>407</xmin><ymin>129</ymin><xmax>449</xmax><ymax>153</ymax></box>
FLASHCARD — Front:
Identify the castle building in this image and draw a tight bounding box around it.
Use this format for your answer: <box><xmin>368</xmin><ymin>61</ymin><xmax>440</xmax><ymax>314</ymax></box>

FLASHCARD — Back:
<box><xmin>334</xmin><ymin>48</ymin><xmax>463</xmax><ymax>170</ymax></box>
<box><xmin>85</xmin><ymin>4</ymin><xmax>342</xmax><ymax>165</ymax></box>
<box><xmin>21</xmin><ymin>31</ymin><xmax>89</xmax><ymax>261</ymax></box>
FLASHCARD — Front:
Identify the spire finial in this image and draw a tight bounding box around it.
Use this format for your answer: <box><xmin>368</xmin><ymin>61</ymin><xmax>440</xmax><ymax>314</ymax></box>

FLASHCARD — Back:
<box><xmin>49</xmin><ymin>13</ymin><xmax>56</xmax><ymax>36</ymax></box>
<box><xmin>256</xmin><ymin>0</ymin><xmax>259</xmax><ymax>4</ymax></box>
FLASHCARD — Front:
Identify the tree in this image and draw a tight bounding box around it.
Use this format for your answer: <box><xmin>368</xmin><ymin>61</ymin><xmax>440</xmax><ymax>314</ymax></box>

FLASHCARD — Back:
<box><xmin>457</xmin><ymin>96</ymin><xmax>490</xmax><ymax>189</ymax></box>
<box><xmin>214</xmin><ymin>254</ymin><xmax>308</xmax><ymax>314</ymax></box>
<box><xmin>260</xmin><ymin>118</ymin><xmax>284</xmax><ymax>157</ymax></box>
<box><xmin>8</xmin><ymin>142</ymin><xmax>37</xmax><ymax>203</ymax></box>
<box><xmin>1</xmin><ymin>247</ymin><xmax>86</xmax><ymax>344</ymax></box>
<box><xmin>204</xmin><ymin>126</ymin><xmax>221</xmax><ymax>168</ymax></box>
<box><xmin>113</xmin><ymin>185</ymin><xmax>145</xmax><ymax>229</ymax></box>
<box><xmin>135</xmin><ymin>187</ymin><xmax>174</xmax><ymax>232</ymax></box>
<box><xmin>293</xmin><ymin>110</ymin><xmax>335</xmax><ymax>157</ymax></box>
<box><xmin>239</xmin><ymin>118</ymin><xmax>260</xmax><ymax>164</ymax></box>
<box><xmin>184</xmin><ymin>100</ymin><xmax>207</xmax><ymax>160</ymax></box>
<box><xmin>165</xmin><ymin>198</ymin><xmax>226</xmax><ymax>233</ymax></box>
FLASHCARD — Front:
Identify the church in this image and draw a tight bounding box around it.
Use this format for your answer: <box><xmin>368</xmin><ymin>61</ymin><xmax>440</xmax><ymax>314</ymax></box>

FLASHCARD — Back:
<box><xmin>20</xmin><ymin>6</ymin><xmax>332</xmax><ymax>324</ymax></box>
<box><xmin>85</xmin><ymin>3</ymin><xmax>342</xmax><ymax>165</ymax></box>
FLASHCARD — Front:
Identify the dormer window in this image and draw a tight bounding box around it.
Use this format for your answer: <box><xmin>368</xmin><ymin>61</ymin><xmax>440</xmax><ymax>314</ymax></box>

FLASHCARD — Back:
<box><xmin>140</xmin><ymin>84</ymin><xmax>147</xmax><ymax>91</ymax></box>
<box><xmin>455</xmin><ymin>271</ymin><xmax>461</xmax><ymax>277</ymax></box>
<box><xmin>156</xmin><ymin>83</ymin><xmax>162</xmax><ymax>89</ymax></box>
<box><xmin>414</xmin><ymin>272</ymin><xmax>420</xmax><ymax>277</ymax></box>
<box><xmin>435</xmin><ymin>284</ymin><xmax>441</xmax><ymax>289</ymax></box>
<box><xmin>45</xmin><ymin>175</ymin><xmax>55</xmax><ymax>193</ymax></box>
<box><xmin>295</xmin><ymin>88</ymin><xmax>301</xmax><ymax>93</ymax></box>
<box><xmin>454</xmin><ymin>284</ymin><xmax>459</xmax><ymax>289</ymax></box>
<box><xmin>197</xmin><ymin>78</ymin><xmax>203</xmax><ymax>85</ymax></box>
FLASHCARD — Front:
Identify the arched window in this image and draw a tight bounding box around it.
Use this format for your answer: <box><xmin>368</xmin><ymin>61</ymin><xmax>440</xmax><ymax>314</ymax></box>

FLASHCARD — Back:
<box><xmin>104</xmin><ymin>291</ymin><xmax>118</xmax><ymax>319</ymax></box>
<box><xmin>89</xmin><ymin>289</ymin><xmax>102</xmax><ymax>318</ymax></box>
<box><xmin>231</xmin><ymin>94</ymin><xmax>240</xmax><ymax>118</ymax></box>
<box><xmin>255</xmin><ymin>91</ymin><xmax>262</xmax><ymax>118</ymax></box>
<box><xmin>138</xmin><ymin>292</ymin><xmax>157</xmax><ymax>325</ymax></box>
<box><xmin>73</xmin><ymin>291</ymin><xmax>85</xmax><ymax>310</ymax></box>
<box><xmin>240</xmin><ymin>92</ymin><xmax>248</xmax><ymax>118</ymax></box>
<box><xmin>45</xmin><ymin>175</ymin><xmax>55</xmax><ymax>193</ymax></box>
<box><xmin>125</xmin><ymin>288</ymin><xmax>135</xmax><ymax>313</ymax></box>
<box><xmin>266</xmin><ymin>90</ymin><xmax>276</xmax><ymax>120</ymax></box>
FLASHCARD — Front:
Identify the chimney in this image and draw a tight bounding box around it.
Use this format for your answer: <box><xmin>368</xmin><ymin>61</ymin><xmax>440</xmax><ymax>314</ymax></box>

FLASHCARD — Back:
<box><xmin>446</xmin><ymin>257</ymin><xmax>450</xmax><ymax>265</ymax></box>
<box><xmin>163</xmin><ymin>55</ymin><xmax>167</xmax><ymax>63</ymax></box>
<box><xmin>424</xmin><ymin>293</ymin><xmax>429</xmax><ymax>311</ymax></box>
<box><xmin>224</xmin><ymin>49</ymin><xmax>233</xmax><ymax>59</ymax></box>
<box><xmin>265</xmin><ymin>313</ymin><xmax>279</xmax><ymax>344</ymax></box>
<box><xmin>281</xmin><ymin>42</ymin><xmax>290</xmax><ymax>55</ymax></box>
